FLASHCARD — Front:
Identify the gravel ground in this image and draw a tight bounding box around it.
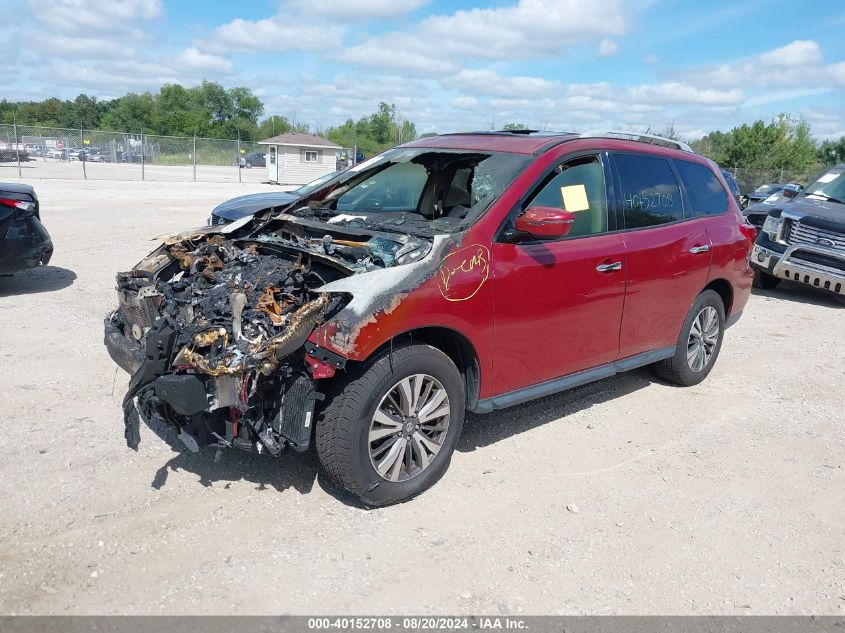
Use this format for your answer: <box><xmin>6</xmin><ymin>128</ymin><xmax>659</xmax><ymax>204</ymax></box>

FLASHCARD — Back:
<box><xmin>0</xmin><ymin>179</ymin><xmax>843</xmax><ymax>616</ymax></box>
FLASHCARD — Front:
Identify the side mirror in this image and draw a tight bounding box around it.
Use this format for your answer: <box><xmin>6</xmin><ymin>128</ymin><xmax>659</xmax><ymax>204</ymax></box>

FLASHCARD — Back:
<box><xmin>513</xmin><ymin>206</ymin><xmax>575</xmax><ymax>240</ymax></box>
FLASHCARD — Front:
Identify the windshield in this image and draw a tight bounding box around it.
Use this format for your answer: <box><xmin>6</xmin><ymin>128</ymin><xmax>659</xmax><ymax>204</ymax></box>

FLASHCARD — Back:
<box><xmin>295</xmin><ymin>148</ymin><xmax>532</xmax><ymax>235</ymax></box>
<box><xmin>754</xmin><ymin>184</ymin><xmax>781</xmax><ymax>194</ymax></box>
<box><xmin>294</xmin><ymin>171</ymin><xmax>341</xmax><ymax>196</ymax></box>
<box><xmin>803</xmin><ymin>169</ymin><xmax>845</xmax><ymax>203</ymax></box>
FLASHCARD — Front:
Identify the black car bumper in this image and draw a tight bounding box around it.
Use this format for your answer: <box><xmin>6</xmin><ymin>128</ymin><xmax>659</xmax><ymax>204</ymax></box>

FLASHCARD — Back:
<box><xmin>0</xmin><ymin>216</ymin><xmax>53</xmax><ymax>274</ymax></box>
<box><xmin>751</xmin><ymin>232</ymin><xmax>845</xmax><ymax>295</ymax></box>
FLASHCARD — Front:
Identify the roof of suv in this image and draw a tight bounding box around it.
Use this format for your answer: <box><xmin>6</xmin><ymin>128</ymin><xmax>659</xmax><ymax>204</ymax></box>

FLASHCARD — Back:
<box><xmin>402</xmin><ymin>130</ymin><xmax>697</xmax><ymax>158</ymax></box>
<box><xmin>402</xmin><ymin>131</ymin><xmax>578</xmax><ymax>156</ymax></box>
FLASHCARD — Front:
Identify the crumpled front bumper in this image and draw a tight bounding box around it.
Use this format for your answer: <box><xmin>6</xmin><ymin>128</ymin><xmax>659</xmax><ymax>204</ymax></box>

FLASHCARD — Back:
<box><xmin>104</xmin><ymin>311</ymin><xmax>144</xmax><ymax>375</ymax></box>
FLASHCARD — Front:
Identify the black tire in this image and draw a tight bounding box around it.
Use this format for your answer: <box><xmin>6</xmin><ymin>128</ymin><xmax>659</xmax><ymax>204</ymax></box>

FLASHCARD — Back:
<box><xmin>315</xmin><ymin>343</ymin><xmax>465</xmax><ymax>507</ymax></box>
<box><xmin>653</xmin><ymin>290</ymin><xmax>725</xmax><ymax>387</ymax></box>
<box><xmin>752</xmin><ymin>268</ymin><xmax>781</xmax><ymax>290</ymax></box>
<box><xmin>245</xmin><ymin>162</ymin><xmax>253</xmax><ymax>169</ymax></box>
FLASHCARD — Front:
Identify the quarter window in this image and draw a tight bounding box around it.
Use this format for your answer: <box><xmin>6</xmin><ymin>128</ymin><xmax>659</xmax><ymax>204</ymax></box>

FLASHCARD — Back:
<box><xmin>675</xmin><ymin>159</ymin><xmax>728</xmax><ymax>217</ymax></box>
<box><xmin>615</xmin><ymin>154</ymin><xmax>683</xmax><ymax>228</ymax></box>
<box><xmin>525</xmin><ymin>156</ymin><xmax>608</xmax><ymax>238</ymax></box>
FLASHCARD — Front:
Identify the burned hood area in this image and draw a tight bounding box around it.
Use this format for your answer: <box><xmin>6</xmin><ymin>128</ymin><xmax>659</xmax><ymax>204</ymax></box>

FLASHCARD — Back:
<box><xmin>105</xmin><ymin>214</ymin><xmax>429</xmax><ymax>456</ymax></box>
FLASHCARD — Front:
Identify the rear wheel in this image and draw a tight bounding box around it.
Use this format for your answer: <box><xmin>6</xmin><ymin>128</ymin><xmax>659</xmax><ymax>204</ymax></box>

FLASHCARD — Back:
<box><xmin>654</xmin><ymin>290</ymin><xmax>725</xmax><ymax>387</ymax></box>
<box><xmin>315</xmin><ymin>343</ymin><xmax>465</xmax><ymax>507</ymax></box>
<box><xmin>752</xmin><ymin>268</ymin><xmax>781</xmax><ymax>290</ymax></box>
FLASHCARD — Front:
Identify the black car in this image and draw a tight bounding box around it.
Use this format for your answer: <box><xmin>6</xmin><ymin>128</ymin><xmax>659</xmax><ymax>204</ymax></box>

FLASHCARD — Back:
<box><xmin>0</xmin><ymin>183</ymin><xmax>53</xmax><ymax>274</ymax></box>
<box><xmin>750</xmin><ymin>165</ymin><xmax>845</xmax><ymax>298</ymax></box>
<box><xmin>239</xmin><ymin>152</ymin><xmax>266</xmax><ymax>168</ymax></box>
<box><xmin>742</xmin><ymin>183</ymin><xmax>802</xmax><ymax>230</ymax></box>
<box><xmin>208</xmin><ymin>171</ymin><xmax>342</xmax><ymax>225</ymax></box>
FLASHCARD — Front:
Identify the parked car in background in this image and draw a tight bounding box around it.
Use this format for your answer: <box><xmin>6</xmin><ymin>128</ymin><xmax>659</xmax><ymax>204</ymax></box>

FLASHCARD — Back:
<box><xmin>208</xmin><ymin>170</ymin><xmax>341</xmax><ymax>225</ymax></box>
<box><xmin>239</xmin><ymin>152</ymin><xmax>266</xmax><ymax>168</ymax></box>
<box><xmin>745</xmin><ymin>183</ymin><xmax>785</xmax><ymax>206</ymax></box>
<box><xmin>751</xmin><ymin>164</ymin><xmax>845</xmax><ymax>298</ymax></box>
<box><xmin>0</xmin><ymin>183</ymin><xmax>53</xmax><ymax>274</ymax></box>
<box><xmin>46</xmin><ymin>148</ymin><xmax>70</xmax><ymax>160</ymax></box>
<box><xmin>105</xmin><ymin>130</ymin><xmax>755</xmax><ymax>506</ymax></box>
<box><xmin>0</xmin><ymin>146</ymin><xmax>30</xmax><ymax>162</ymax></box>
<box><xmin>742</xmin><ymin>183</ymin><xmax>802</xmax><ymax>230</ymax></box>
<box><xmin>77</xmin><ymin>148</ymin><xmax>107</xmax><ymax>162</ymax></box>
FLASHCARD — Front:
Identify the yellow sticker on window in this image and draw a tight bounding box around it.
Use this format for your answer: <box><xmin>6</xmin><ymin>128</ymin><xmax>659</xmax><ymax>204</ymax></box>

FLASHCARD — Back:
<box><xmin>561</xmin><ymin>184</ymin><xmax>589</xmax><ymax>212</ymax></box>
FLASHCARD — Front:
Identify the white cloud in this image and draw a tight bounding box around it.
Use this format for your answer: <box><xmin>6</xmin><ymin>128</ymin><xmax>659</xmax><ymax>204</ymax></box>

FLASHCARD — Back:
<box><xmin>452</xmin><ymin>96</ymin><xmax>479</xmax><ymax>109</ymax></box>
<box><xmin>686</xmin><ymin>40</ymin><xmax>834</xmax><ymax>91</ymax></box>
<box><xmin>626</xmin><ymin>82</ymin><xmax>745</xmax><ymax>106</ymax></box>
<box><xmin>759</xmin><ymin>40</ymin><xmax>822</xmax><ymax>67</ymax></box>
<box><xmin>281</xmin><ymin>0</ymin><xmax>429</xmax><ymax>21</ymax></box>
<box><xmin>208</xmin><ymin>17</ymin><xmax>335</xmax><ymax>53</ymax></box>
<box><xmin>598</xmin><ymin>39</ymin><xmax>618</xmax><ymax>58</ymax></box>
<box><xmin>176</xmin><ymin>48</ymin><xmax>233</xmax><ymax>73</ymax></box>
<box><xmin>23</xmin><ymin>33</ymin><xmax>122</xmax><ymax>59</ymax></box>
<box><xmin>344</xmin><ymin>0</ymin><xmax>627</xmax><ymax>73</ymax></box>
<box><xmin>442</xmin><ymin>69</ymin><xmax>560</xmax><ymax>97</ymax></box>
<box><xmin>26</xmin><ymin>0</ymin><xmax>161</xmax><ymax>34</ymax></box>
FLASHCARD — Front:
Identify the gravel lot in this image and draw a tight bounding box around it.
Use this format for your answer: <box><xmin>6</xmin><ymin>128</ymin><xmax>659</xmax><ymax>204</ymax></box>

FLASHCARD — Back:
<box><xmin>0</xmin><ymin>178</ymin><xmax>843</xmax><ymax>616</ymax></box>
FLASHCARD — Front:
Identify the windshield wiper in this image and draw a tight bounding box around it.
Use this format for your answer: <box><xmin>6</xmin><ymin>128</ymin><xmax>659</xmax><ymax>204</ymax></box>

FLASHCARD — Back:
<box><xmin>807</xmin><ymin>192</ymin><xmax>845</xmax><ymax>205</ymax></box>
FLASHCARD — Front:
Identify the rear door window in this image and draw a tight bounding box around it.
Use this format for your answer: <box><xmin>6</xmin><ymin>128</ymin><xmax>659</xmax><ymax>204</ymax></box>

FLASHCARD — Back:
<box><xmin>676</xmin><ymin>160</ymin><xmax>729</xmax><ymax>217</ymax></box>
<box><xmin>614</xmin><ymin>154</ymin><xmax>683</xmax><ymax>228</ymax></box>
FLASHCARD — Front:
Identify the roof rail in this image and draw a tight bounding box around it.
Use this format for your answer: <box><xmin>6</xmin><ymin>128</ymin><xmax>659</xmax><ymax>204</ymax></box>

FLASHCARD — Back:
<box><xmin>579</xmin><ymin>130</ymin><xmax>694</xmax><ymax>153</ymax></box>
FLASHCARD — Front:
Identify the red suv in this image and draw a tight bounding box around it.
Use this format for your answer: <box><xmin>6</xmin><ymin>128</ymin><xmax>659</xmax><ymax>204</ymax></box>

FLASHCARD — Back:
<box><xmin>105</xmin><ymin>130</ymin><xmax>756</xmax><ymax>506</ymax></box>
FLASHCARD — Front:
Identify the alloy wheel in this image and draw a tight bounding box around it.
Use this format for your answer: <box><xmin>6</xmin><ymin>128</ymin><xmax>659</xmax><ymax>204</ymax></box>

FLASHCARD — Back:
<box><xmin>368</xmin><ymin>373</ymin><xmax>450</xmax><ymax>482</ymax></box>
<box><xmin>687</xmin><ymin>306</ymin><xmax>719</xmax><ymax>372</ymax></box>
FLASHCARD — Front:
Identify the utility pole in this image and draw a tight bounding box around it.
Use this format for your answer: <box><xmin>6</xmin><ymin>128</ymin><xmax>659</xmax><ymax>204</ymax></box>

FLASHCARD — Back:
<box><xmin>13</xmin><ymin>112</ymin><xmax>21</xmax><ymax>178</ymax></box>
<box><xmin>140</xmin><ymin>132</ymin><xmax>145</xmax><ymax>181</ymax></box>
<box><xmin>80</xmin><ymin>124</ymin><xmax>87</xmax><ymax>180</ymax></box>
<box><xmin>237</xmin><ymin>129</ymin><xmax>242</xmax><ymax>183</ymax></box>
<box><xmin>193</xmin><ymin>134</ymin><xmax>197</xmax><ymax>182</ymax></box>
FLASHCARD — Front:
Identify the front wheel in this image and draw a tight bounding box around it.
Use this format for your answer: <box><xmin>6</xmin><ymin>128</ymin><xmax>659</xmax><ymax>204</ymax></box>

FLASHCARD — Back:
<box><xmin>315</xmin><ymin>343</ymin><xmax>465</xmax><ymax>507</ymax></box>
<box><xmin>653</xmin><ymin>290</ymin><xmax>725</xmax><ymax>387</ymax></box>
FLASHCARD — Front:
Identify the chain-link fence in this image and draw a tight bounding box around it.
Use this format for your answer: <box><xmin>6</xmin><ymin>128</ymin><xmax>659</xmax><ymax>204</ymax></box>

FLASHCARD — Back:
<box><xmin>0</xmin><ymin>123</ymin><xmax>267</xmax><ymax>183</ymax></box>
<box><xmin>726</xmin><ymin>167</ymin><xmax>823</xmax><ymax>195</ymax></box>
<box><xmin>1</xmin><ymin>122</ymin><xmax>828</xmax><ymax>191</ymax></box>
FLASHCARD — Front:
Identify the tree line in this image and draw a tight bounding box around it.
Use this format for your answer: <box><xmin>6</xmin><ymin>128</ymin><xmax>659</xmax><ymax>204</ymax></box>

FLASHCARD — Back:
<box><xmin>3</xmin><ymin>84</ymin><xmax>845</xmax><ymax>169</ymax></box>
<box><xmin>0</xmin><ymin>83</ymin><xmax>418</xmax><ymax>154</ymax></box>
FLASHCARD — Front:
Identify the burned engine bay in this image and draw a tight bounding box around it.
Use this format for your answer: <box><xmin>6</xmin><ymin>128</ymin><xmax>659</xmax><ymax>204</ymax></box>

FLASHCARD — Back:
<box><xmin>105</xmin><ymin>215</ymin><xmax>430</xmax><ymax>456</ymax></box>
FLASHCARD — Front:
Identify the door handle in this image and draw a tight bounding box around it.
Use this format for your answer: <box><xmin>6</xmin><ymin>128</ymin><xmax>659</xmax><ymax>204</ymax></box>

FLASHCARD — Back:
<box><xmin>596</xmin><ymin>261</ymin><xmax>622</xmax><ymax>272</ymax></box>
<box><xmin>689</xmin><ymin>245</ymin><xmax>710</xmax><ymax>254</ymax></box>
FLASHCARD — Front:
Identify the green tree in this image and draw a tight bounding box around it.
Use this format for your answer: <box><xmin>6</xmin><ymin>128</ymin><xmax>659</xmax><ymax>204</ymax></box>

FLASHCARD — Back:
<box><xmin>62</xmin><ymin>94</ymin><xmax>101</xmax><ymax>129</ymax></box>
<box><xmin>818</xmin><ymin>137</ymin><xmax>845</xmax><ymax>166</ymax></box>
<box><xmin>502</xmin><ymin>122</ymin><xmax>528</xmax><ymax>131</ymax></box>
<box><xmin>693</xmin><ymin>115</ymin><xmax>817</xmax><ymax>170</ymax></box>
<box><xmin>325</xmin><ymin>103</ymin><xmax>418</xmax><ymax>155</ymax></box>
<box><xmin>100</xmin><ymin>93</ymin><xmax>156</xmax><ymax>132</ymax></box>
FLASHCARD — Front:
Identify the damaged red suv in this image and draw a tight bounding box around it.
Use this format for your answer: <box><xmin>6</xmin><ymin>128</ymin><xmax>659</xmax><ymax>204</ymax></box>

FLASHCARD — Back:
<box><xmin>105</xmin><ymin>130</ymin><xmax>756</xmax><ymax>506</ymax></box>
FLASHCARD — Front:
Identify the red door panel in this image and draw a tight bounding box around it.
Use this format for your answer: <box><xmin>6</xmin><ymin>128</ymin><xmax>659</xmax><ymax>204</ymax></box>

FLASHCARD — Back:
<box><xmin>618</xmin><ymin>220</ymin><xmax>712</xmax><ymax>358</ymax></box>
<box><xmin>491</xmin><ymin>235</ymin><xmax>627</xmax><ymax>396</ymax></box>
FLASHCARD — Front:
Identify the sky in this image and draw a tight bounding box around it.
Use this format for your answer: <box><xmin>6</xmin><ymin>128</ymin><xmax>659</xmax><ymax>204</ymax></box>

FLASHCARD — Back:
<box><xmin>2</xmin><ymin>0</ymin><xmax>845</xmax><ymax>140</ymax></box>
